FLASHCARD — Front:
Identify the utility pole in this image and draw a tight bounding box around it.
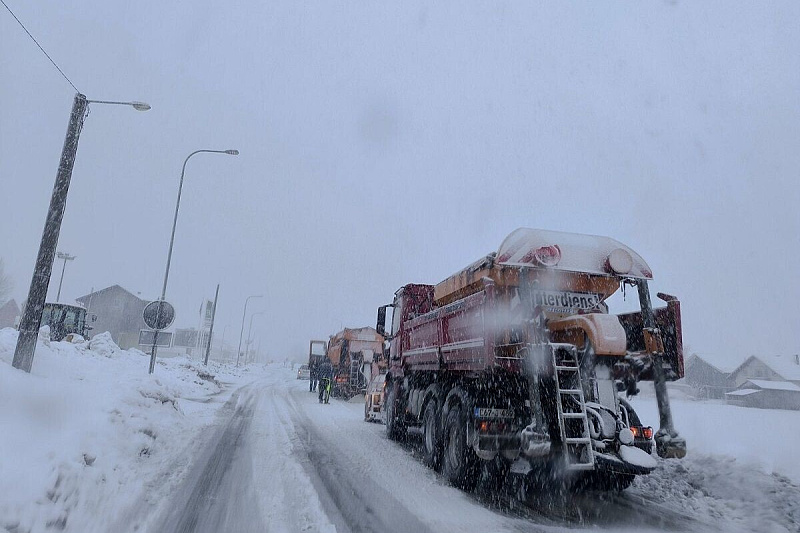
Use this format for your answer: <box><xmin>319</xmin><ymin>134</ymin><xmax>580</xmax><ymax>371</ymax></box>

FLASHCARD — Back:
<box><xmin>55</xmin><ymin>252</ymin><xmax>76</xmax><ymax>302</ymax></box>
<box><xmin>204</xmin><ymin>284</ymin><xmax>219</xmax><ymax>366</ymax></box>
<box><xmin>13</xmin><ymin>95</ymin><xmax>87</xmax><ymax>372</ymax></box>
<box><xmin>12</xmin><ymin>94</ymin><xmax>149</xmax><ymax>373</ymax></box>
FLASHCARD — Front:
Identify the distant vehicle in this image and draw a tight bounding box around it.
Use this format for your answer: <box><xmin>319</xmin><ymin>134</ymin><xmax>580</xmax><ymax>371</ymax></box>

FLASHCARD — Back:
<box><xmin>22</xmin><ymin>302</ymin><xmax>96</xmax><ymax>342</ymax></box>
<box><xmin>297</xmin><ymin>364</ymin><xmax>311</xmax><ymax>380</ymax></box>
<box><xmin>325</xmin><ymin>327</ymin><xmax>384</xmax><ymax>399</ymax></box>
<box><xmin>364</xmin><ymin>373</ymin><xmax>387</xmax><ymax>423</ymax></box>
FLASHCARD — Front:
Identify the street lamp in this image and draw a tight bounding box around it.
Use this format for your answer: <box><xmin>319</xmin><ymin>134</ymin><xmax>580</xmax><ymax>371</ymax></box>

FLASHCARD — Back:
<box><xmin>148</xmin><ymin>148</ymin><xmax>239</xmax><ymax>374</ymax></box>
<box><xmin>245</xmin><ymin>311</ymin><xmax>265</xmax><ymax>364</ymax></box>
<box><xmin>85</xmin><ymin>99</ymin><xmax>151</xmax><ymax>111</ymax></box>
<box><xmin>237</xmin><ymin>295</ymin><xmax>262</xmax><ymax>367</ymax></box>
<box><xmin>13</xmin><ymin>94</ymin><xmax>150</xmax><ymax>372</ymax></box>
<box><xmin>55</xmin><ymin>251</ymin><xmax>76</xmax><ymax>302</ymax></box>
<box><xmin>220</xmin><ymin>324</ymin><xmax>231</xmax><ymax>361</ymax></box>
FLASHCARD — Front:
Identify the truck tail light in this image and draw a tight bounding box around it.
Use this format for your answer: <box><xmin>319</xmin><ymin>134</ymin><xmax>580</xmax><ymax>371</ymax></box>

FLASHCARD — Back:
<box><xmin>477</xmin><ymin>420</ymin><xmax>508</xmax><ymax>433</ymax></box>
<box><xmin>630</xmin><ymin>426</ymin><xmax>654</xmax><ymax>439</ymax></box>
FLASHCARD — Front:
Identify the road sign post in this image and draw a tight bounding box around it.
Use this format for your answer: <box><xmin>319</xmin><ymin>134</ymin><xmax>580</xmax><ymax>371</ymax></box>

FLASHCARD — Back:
<box><xmin>143</xmin><ymin>300</ymin><xmax>175</xmax><ymax>374</ymax></box>
<box><xmin>204</xmin><ymin>284</ymin><xmax>220</xmax><ymax>366</ymax></box>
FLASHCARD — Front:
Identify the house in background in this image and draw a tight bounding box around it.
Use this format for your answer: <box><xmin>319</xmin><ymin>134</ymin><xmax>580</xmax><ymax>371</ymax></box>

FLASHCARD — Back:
<box><xmin>726</xmin><ymin>379</ymin><xmax>800</xmax><ymax>410</ymax></box>
<box><xmin>76</xmin><ymin>285</ymin><xmax>148</xmax><ymax>349</ymax></box>
<box><xmin>725</xmin><ymin>354</ymin><xmax>800</xmax><ymax>410</ymax></box>
<box><xmin>683</xmin><ymin>354</ymin><xmax>734</xmax><ymax>399</ymax></box>
<box><xmin>0</xmin><ymin>299</ymin><xmax>20</xmax><ymax>329</ymax></box>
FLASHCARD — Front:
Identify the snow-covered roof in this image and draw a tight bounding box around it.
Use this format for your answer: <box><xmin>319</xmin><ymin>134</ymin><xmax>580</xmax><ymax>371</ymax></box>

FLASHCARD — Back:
<box><xmin>729</xmin><ymin>354</ymin><xmax>800</xmax><ymax>383</ymax></box>
<box><xmin>743</xmin><ymin>379</ymin><xmax>800</xmax><ymax>392</ymax></box>
<box><xmin>758</xmin><ymin>354</ymin><xmax>800</xmax><ymax>381</ymax></box>
<box><xmin>685</xmin><ymin>354</ymin><xmax>736</xmax><ymax>375</ymax></box>
<box><xmin>76</xmin><ymin>285</ymin><xmax>146</xmax><ymax>305</ymax></box>
<box><xmin>726</xmin><ymin>389</ymin><xmax>760</xmax><ymax>397</ymax></box>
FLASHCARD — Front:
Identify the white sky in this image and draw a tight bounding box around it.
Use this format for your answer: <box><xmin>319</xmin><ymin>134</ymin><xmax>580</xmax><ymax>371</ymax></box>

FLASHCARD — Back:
<box><xmin>2</xmin><ymin>1</ymin><xmax>798</xmax><ymax>367</ymax></box>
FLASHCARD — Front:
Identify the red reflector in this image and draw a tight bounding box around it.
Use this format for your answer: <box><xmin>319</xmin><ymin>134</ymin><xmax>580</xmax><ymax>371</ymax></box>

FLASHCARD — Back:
<box><xmin>521</xmin><ymin>244</ymin><xmax>562</xmax><ymax>267</ymax></box>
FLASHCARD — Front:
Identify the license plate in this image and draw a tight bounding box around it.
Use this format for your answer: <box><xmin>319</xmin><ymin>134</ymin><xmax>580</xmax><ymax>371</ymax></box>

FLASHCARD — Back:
<box><xmin>474</xmin><ymin>407</ymin><xmax>514</xmax><ymax>419</ymax></box>
<box><xmin>532</xmin><ymin>290</ymin><xmax>601</xmax><ymax>313</ymax></box>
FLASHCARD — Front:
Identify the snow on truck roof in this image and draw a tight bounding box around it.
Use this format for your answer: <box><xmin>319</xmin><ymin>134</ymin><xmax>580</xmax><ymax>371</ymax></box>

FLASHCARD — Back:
<box><xmin>496</xmin><ymin>228</ymin><xmax>653</xmax><ymax>279</ymax></box>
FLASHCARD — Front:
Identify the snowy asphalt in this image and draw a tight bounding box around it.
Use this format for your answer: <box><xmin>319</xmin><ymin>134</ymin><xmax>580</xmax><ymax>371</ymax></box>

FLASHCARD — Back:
<box><xmin>148</xmin><ymin>369</ymin><xmax>787</xmax><ymax>533</ymax></box>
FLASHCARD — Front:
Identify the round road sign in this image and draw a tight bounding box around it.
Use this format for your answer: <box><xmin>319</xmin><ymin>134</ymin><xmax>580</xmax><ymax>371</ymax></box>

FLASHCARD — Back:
<box><xmin>143</xmin><ymin>300</ymin><xmax>176</xmax><ymax>330</ymax></box>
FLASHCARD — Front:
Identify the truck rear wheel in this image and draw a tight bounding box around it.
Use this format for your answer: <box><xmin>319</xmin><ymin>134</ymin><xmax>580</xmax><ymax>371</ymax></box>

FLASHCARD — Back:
<box><xmin>422</xmin><ymin>400</ymin><xmax>442</xmax><ymax>470</ymax></box>
<box><xmin>442</xmin><ymin>404</ymin><xmax>478</xmax><ymax>491</ymax></box>
<box><xmin>386</xmin><ymin>382</ymin><xmax>406</xmax><ymax>441</ymax></box>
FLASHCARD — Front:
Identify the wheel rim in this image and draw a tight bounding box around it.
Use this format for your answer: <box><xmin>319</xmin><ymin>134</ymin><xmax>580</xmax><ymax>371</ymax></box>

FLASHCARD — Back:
<box><xmin>447</xmin><ymin>421</ymin><xmax>462</xmax><ymax>471</ymax></box>
<box><xmin>424</xmin><ymin>410</ymin><xmax>435</xmax><ymax>454</ymax></box>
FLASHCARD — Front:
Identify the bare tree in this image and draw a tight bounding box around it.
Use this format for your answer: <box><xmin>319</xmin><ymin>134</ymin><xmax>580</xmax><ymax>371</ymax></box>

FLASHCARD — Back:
<box><xmin>0</xmin><ymin>259</ymin><xmax>12</xmax><ymax>305</ymax></box>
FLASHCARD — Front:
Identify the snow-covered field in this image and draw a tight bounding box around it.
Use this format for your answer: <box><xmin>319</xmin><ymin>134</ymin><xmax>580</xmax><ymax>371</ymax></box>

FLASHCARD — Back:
<box><xmin>630</xmin><ymin>390</ymin><xmax>800</xmax><ymax>483</ymax></box>
<box><xmin>2</xmin><ymin>327</ymin><xmax>799</xmax><ymax>533</ymax></box>
<box><xmin>626</xmin><ymin>392</ymin><xmax>800</xmax><ymax>533</ymax></box>
<box><xmin>0</xmin><ymin>328</ymin><xmax>262</xmax><ymax>533</ymax></box>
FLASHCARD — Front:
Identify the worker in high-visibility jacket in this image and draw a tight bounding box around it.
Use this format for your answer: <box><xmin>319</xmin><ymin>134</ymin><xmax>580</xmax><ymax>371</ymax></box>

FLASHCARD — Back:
<box><xmin>318</xmin><ymin>357</ymin><xmax>333</xmax><ymax>404</ymax></box>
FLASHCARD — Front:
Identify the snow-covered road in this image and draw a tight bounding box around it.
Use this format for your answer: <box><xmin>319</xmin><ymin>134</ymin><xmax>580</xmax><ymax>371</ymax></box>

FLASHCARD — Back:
<box><xmin>4</xmin><ymin>335</ymin><xmax>798</xmax><ymax>533</ymax></box>
<box><xmin>152</xmin><ymin>370</ymin><xmax>534</xmax><ymax>533</ymax></box>
<box><xmin>139</xmin><ymin>367</ymin><xmax>800</xmax><ymax>533</ymax></box>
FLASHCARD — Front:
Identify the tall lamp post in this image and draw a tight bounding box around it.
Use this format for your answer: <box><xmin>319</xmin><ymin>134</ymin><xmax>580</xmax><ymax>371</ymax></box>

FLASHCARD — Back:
<box><xmin>220</xmin><ymin>324</ymin><xmax>231</xmax><ymax>361</ymax></box>
<box><xmin>237</xmin><ymin>295</ymin><xmax>262</xmax><ymax>367</ymax></box>
<box><xmin>148</xmin><ymin>149</ymin><xmax>239</xmax><ymax>374</ymax></box>
<box><xmin>55</xmin><ymin>251</ymin><xmax>76</xmax><ymax>302</ymax></box>
<box><xmin>13</xmin><ymin>94</ymin><xmax>149</xmax><ymax>373</ymax></box>
<box><xmin>245</xmin><ymin>311</ymin><xmax>265</xmax><ymax>365</ymax></box>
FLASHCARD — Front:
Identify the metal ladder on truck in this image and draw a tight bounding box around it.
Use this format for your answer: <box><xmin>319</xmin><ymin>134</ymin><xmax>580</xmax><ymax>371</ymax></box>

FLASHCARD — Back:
<box><xmin>552</xmin><ymin>344</ymin><xmax>595</xmax><ymax>471</ymax></box>
<box><xmin>349</xmin><ymin>358</ymin><xmax>362</xmax><ymax>391</ymax></box>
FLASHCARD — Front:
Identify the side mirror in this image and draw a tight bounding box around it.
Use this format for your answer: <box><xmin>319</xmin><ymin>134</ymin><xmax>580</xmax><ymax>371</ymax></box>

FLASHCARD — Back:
<box><xmin>376</xmin><ymin>306</ymin><xmax>387</xmax><ymax>336</ymax></box>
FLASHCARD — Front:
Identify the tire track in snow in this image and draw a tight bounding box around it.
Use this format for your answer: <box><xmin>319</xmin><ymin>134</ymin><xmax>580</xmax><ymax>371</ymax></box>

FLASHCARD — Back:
<box><xmin>154</xmin><ymin>386</ymin><xmax>265</xmax><ymax>533</ymax></box>
<box><xmin>283</xmin><ymin>389</ymin><xmax>437</xmax><ymax>533</ymax></box>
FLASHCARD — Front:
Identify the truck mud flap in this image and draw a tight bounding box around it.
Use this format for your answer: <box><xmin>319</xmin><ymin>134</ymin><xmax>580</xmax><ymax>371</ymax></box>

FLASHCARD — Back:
<box><xmin>592</xmin><ymin>448</ymin><xmax>656</xmax><ymax>476</ymax></box>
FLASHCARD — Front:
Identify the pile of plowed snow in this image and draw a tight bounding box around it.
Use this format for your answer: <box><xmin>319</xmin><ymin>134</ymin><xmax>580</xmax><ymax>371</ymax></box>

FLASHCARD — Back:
<box><xmin>0</xmin><ymin>327</ymin><xmax>248</xmax><ymax>533</ymax></box>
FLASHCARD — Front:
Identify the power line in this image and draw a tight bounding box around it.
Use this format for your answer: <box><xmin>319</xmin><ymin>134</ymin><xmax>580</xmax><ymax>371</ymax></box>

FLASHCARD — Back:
<box><xmin>1</xmin><ymin>0</ymin><xmax>80</xmax><ymax>92</ymax></box>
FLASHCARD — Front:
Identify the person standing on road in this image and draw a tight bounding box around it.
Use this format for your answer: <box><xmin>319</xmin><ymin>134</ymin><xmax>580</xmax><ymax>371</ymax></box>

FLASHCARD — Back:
<box><xmin>309</xmin><ymin>360</ymin><xmax>318</xmax><ymax>392</ymax></box>
<box><xmin>318</xmin><ymin>357</ymin><xmax>333</xmax><ymax>403</ymax></box>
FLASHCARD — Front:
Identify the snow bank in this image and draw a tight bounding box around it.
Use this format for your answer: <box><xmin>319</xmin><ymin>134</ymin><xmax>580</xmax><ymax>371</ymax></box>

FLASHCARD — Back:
<box><xmin>0</xmin><ymin>328</ymin><xmax>246</xmax><ymax>533</ymax></box>
<box><xmin>628</xmin><ymin>392</ymin><xmax>800</xmax><ymax>483</ymax></box>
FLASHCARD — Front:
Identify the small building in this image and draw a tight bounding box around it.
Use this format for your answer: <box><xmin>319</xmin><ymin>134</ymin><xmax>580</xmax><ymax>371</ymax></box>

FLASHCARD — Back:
<box><xmin>683</xmin><ymin>354</ymin><xmax>734</xmax><ymax>399</ymax></box>
<box><xmin>0</xmin><ymin>299</ymin><xmax>20</xmax><ymax>329</ymax></box>
<box><xmin>725</xmin><ymin>379</ymin><xmax>800</xmax><ymax>411</ymax></box>
<box><xmin>76</xmin><ymin>285</ymin><xmax>148</xmax><ymax>349</ymax></box>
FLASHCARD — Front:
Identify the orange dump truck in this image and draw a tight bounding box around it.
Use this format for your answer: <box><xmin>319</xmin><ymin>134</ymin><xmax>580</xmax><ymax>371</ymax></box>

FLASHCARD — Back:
<box><xmin>326</xmin><ymin>327</ymin><xmax>385</xmax><ymax>399</ymax></box>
